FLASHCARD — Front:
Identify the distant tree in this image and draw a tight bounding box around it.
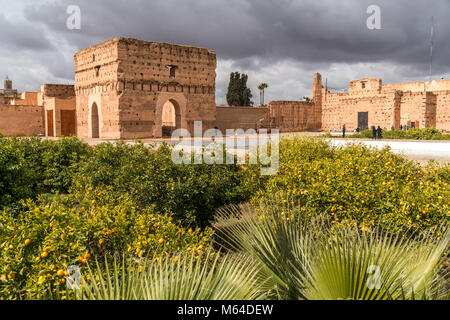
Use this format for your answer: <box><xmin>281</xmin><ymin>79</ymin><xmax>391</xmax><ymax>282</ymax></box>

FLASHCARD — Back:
<box><xmin>303</xmin><ymin>96</ymin><xmax>311</xmax><ymax>102</ymax></box>
<box><xmin>226</xmin><ymin>72</ymin><xmax>253</xmax><ymax>106</ymax></box>
<box><xmin>258</xmin><ymin>83</ymin><xmax>269</xmax><ymax>106</ymax></box>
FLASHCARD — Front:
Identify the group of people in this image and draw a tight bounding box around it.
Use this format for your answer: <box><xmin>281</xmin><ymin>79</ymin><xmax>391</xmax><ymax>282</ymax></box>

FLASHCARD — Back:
<box><xmin>341</xmin><ymin>125</ymin><xmax>382</xmax><ymax>139</ymax></box>
<box><xmin>399</xmin><ymin>124</ymin><xmax>414</xmax><ymax>131</ymax></box>
<box><xmin>371</xmin><ymin>126</ymin><xmax>383</xmax><ymax>140</ymax></box>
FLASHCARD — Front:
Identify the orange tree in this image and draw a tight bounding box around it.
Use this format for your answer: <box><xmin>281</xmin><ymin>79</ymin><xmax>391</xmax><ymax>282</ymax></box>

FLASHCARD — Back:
<box><xmin>0</xmin><ymin>189</ymin><xmax>213</xmax><ymax>300</ymax></box>
<box><xmin>0</xmin><ymin>137</ymin><xmax>91</xmax><ymax>209</ymax></box>
<box><xmin>252</xmin><ymin>138</ymin><xmax>449</xmax><ymax>232</ymax></box>
<box><xmin>71</xmin><ymin>142</ymin><xmax>262</xmax><ymax>227</ymax></box>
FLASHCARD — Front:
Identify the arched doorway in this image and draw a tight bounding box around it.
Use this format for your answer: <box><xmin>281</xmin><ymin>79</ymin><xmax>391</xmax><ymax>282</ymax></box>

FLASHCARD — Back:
<box><xmin>161</xmin><ymin>99</ymin><xmax>181</xmax><ymax>137</ymax></box>
<box><xmin>91</xmin><ymin>102</ymin><xmax>100</xmax><ymax>138</ymax></box>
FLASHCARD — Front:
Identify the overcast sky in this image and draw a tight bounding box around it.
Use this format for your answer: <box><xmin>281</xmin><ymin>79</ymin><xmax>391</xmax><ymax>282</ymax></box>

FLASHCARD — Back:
<box><xmin>1</xmin><ymin>0</ymin><xmax>449</xmax><ymax>104</ymax></box>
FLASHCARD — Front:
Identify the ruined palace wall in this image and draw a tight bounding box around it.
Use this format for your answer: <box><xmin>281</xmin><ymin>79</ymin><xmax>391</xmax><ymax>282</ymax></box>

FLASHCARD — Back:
<box><xmin>215</xmin><ymin>106</ymin><xmax>268</xmax><ymax>133</ymax></box>
<box><xmin>263</xmin><ymin>101</ymin><xmax>319</xmax><ymax>132</ymax></box>
<box><xmin>11</xmin><ymin>92</ymin><xmax>41</xmax><ymax>106</ymax></box>
<box><xmin>44</xmin><ymin>97</ymin><xmax>76</xmax><ymax>136</ymax></box>
<box><xmin>41</xmin><ymin>84</ymin><xmax>77</xmax><ymax>137</ymax></box>
<box><xmin>349</xmin><ymin>78</ymin><xmax>382</xmax><ymax>94</ymax></box>
<box><xmin>383</xmin><ymin>79</ymin><xmax>450</xmax><ymax>93</ymax></box>
<box><xmin>321</xmin><ymin>91</ymin><xmax>400</xmax><ymax>131</ymax></box>
<box><xmin>0</xmin><ymin>104</ymin><xmax>44</xmax><ymax>136</ymax></box>
<box><xmin>74</xmin><ymin>39</ymin><xmax>121</xmax><ymax>139</ymax></box>
<box><xmin>435</xmin><ymin>90</ymin><xmax>450</xmax><ymax>132</ymax></box>
<box><xmin>116</xmin><ymin>38</ymin><xmax>217</xmax><ymax>139</ymax></box>
<box><xmin>41</xmin><ymin>84</ymin><xmax>75</xmax><ymax>99</ymax></box>
<box><xmin>398</xmin><ymin>91</ymin><xmax>437</xmax><ymax>129</ymax></box>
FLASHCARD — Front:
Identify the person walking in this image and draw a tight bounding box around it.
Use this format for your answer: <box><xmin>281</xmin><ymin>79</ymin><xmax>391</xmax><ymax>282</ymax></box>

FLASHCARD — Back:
<box><xmin>377</xmin><ymin>126</ymin><xmax>382</xmax><ymax>140</ymax></box>
<box><xmin>342</xmin><ymin>124</ymin><xmax>346</xmax><ymax>138</ymax></box>
<box><xmin>371</xmin><ymin>126</ymin><xmax>377</xmax><ymax>140</ymax></box>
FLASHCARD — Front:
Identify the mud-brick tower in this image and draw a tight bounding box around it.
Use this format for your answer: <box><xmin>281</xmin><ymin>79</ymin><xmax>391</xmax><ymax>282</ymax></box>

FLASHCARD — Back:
<box><xmin>74</xmin><ymin>37</ymin><xmax>217</xmax><ymax>139</ymax></box>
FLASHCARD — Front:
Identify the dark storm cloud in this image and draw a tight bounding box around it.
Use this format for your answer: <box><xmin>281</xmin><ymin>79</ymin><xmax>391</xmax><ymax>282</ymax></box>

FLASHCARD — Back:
<box><xmin>0</xmin><ymin>13</ymin><xmax>54</xmax><ymax>51</ymax></box>
<box><xmin>22</xmin><ymin>0</ymin><xmax>450</xmax><ymax>68</ymax></box>
<box><xmin>2</xmin><ymin>0</ymin><xmax>450</xmax><ymax>98</ymax></box>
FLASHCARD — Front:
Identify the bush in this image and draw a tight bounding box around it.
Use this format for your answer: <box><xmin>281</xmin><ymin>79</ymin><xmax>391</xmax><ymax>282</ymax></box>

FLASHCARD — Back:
<box><xmin>0</xmin><ymin>137</ymin><xmax>91</xmax><ymax>209</ymax></box>
<box><xmin>72</xmin><ymin>142</ymin><xmax>262</xmax><ymax>227</ymax></box>
<box><xmin>253</xmin><ymin>138</ymin><xmax>450</xmax><ymax>232</ymax></box>
<box><xmin>352</xmin><ymin>128</ymin><xmax>450</xmax><ymax>140</ymax></box>
<box><xmin>0</xmin><ymin>190</ymin><xmax>213</xmax><ymax>300</ymax></box>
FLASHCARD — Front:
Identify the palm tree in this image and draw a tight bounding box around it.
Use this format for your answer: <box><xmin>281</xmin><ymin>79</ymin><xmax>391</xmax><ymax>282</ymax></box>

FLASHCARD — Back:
<box><xmin>258</xmin><ymin>83</ymin><xmax>269</xmax><ymax>106</ymax></box>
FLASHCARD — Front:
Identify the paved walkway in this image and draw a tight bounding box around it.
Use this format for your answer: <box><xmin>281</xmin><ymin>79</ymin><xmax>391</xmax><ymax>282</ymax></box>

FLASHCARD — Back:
<box><xmin>328</xmin><ymin>138</ymin><xmax>450</xmax><ymax>162</ymax></box>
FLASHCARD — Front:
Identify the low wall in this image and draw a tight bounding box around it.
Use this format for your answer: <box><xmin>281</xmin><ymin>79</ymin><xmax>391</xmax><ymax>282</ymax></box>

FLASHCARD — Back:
<box><xmin>0</xmin><ymin>104</ymin><xmax>45</xmax><ymax>136</ymax></box>
<box><xmin>215</xmin><ymin>106</ymin><xmax>268</xmax><ymax>132</ymax></box>
<box><xmin>263</xmin><ymin>101</ymin><xmax>321</xmax><ymax>132</ymax></box>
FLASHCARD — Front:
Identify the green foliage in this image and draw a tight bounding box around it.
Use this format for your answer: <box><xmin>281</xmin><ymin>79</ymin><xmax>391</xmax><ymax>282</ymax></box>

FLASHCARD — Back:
<box><xmin>75</xmin><ymin>250</ymin><xmax>262</xmax><ymax>300</ymax></box>
<box><xmin>215</xmin><ymin>205</ymin><xmax>450</xmax><ymax>300</ymax></box>
<box><xmin>72</xmin><ymin>142</ymin><xmax>261</xmax><ymax>227</ymax></box>
<box><xmin>353</xmin><ymin>128</ymin><xmax>450</xmax><ymax>140</ymax></box>
<box><xmin>0</xmin><ymin>137</ymin><xmax>91</xmax><ymax>208</ymax></box>
<box><xmin>253</xmin><ymin>138</ymin><xmax>449</xmax><ymax>232</ymax></box>
<box><xmin>226</xmin><ymin>72</ymin><xmax>253</xmax><ymax>106</ymax></box>
<box><xmin>1</xmin><ymin>135</ymin><xmax>449</xmax><ymax>300</ymax></box>
<box><xmin>0</xmin><ymin>191</ymin><xmax>213</xmax><ymax>300</ymax></box>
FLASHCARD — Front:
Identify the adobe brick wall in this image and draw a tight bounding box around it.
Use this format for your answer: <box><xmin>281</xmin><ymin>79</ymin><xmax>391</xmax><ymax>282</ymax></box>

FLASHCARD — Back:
<box><xmin>11</xmin><ymin>92</ymin><xmax>41</xmax><ymax>106</ymax></box>
<box><xmin>259</xmin><ymin>101</ymin><xmax>320</xmax><ymax>132</ymax></box>
<box><xmin>321</xmin><ymin>89</ymin><xmax>401</xmax><ymax>131</ymax></box>
<box><xmin>319</xmin><ymin>75</ymin><xmax>450</xmax><ymax>132</ymax></box>
<box><xmin>435</xmin><ymin>91</ymin><xmax>450</xmax><ymax>132</ymax></box>
<box><xmin>44</xmin><ymin>97</ymin><xmax>76</xmax><ymax>136</ymax></box>
<box><xmin>215</xmin><ymin>106</ymin><xmax>268</xmax><ymax>133</ymax></box>
<box><xmin>74</xmin><ymin>37</ymin><xmax>216</xmax><ymax>139</ymax></box>
<box><xmin>41</xmin><ymin>84</ymin><xmax>76</xmax><ymax>137</ymax></box>
<box><xmin>0</xmin><ymin>104</ymin><xmax>44</xmax><ymax>136</ymax></box>
<box><xmin>383</xmin><ymin>79</ymin><xmax>450</xmax><ymax>93</ymax></box>
<box><xmin>41</xmin><ymin>84</ymin><xmax>75</xmax><ymax>99</ymax></box>
<box><xmin>399</xmin><ymin>91</ymin><xmax>437</xmax><ymax>129</ymax></box>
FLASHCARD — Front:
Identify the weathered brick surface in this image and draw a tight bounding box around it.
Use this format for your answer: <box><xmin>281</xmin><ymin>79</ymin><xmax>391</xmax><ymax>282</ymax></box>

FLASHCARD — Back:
<box><xmin>41</xmin><ymin>84</ymin><xmax>76</xmax><ymax>137</ymax></box>
<box><xmin>215</xmin><ymin>106</ymin><xmax>268</xmax><ymax>133</ymax></box>
<box><xmin>319</xmin><ymin>75</ymin><xmax>450</xmax><ymax>132</ymax></box>
<box><xmin>0</xmin><ymin>104</ymin><xmax>44</xmax><ymax>136</ymax></box>
<box><xmin>258</xmin><ymin>101</ymin><xmax>319</xmax><ymax>132</ymax></box>
<box><xmin>74</xmin><ymin>37</ymin><xmax>216</xmax><ymax>139</ymax></box>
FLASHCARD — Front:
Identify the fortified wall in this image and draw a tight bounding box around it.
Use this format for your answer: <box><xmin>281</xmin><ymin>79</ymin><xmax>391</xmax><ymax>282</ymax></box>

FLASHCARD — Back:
<box><xmin>215</xmin><ymin>106</ymin><xmax>268</xmax><ymax>133</ymax></box>
<box><xmin>0</xmin><ymin>78</ymin><xmax>45</xmax><ymax>136</ymax></box>
<box><xmin>74</xmin><ymin>37</ymin><xmax>217</xmax><ymax>139</ymax></box>
<box><xmin>2</xmin><ymin>37</ymin><xmax>450</xmax><ymax>138</ymax></box>
<box><xmin>0</xmin><ymin>104</ymin><xmax>44</xmax><ymax>136</ymax></box>
<box><xmin>258</xmin><ymin>101</ymin><xmax>320</xmax><ymax>132</ymax></box>
<box><xmin>319</xmin><ymin>75</ymin><xmax>450</xmax><ymax>132</ymax></box>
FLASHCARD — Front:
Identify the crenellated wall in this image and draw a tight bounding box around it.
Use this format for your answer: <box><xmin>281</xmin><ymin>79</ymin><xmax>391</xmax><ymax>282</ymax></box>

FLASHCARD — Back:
<box><xmin>318</xmin><ymin>75</ymin><xmax>450</xmax><ymax>132</ymax></box>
